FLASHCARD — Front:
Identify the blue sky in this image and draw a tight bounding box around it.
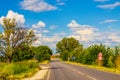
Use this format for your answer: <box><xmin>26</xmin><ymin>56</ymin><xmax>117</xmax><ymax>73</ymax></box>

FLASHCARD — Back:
<box><xmin>0</xmin><ymin>0</ymin><xmax>120</xmax><ymax>51</ymax></box>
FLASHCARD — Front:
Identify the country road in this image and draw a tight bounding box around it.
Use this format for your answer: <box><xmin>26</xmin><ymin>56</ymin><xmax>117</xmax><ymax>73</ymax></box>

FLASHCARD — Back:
<box><xmin>47</xmin><ymin>60</ymin><xmax>120</xmax><ymax>80</ymax></box>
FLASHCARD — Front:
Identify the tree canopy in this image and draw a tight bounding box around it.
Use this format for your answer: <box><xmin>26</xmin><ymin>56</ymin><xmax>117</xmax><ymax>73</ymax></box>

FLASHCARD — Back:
<box><xmin>0</xmin><ymin>18</ymin><xmax>36</xmax><ymax>63</ymax></box>
<box><xmin>56</xmin><ymin>37</ymin><xmax>120</xmax><ymax>68</ymax></box>
<box><xmin>56</xmin><ymin>37</ymin><xmax>81</xmax><ymax>61</ymax></box>
<box><xmin>33</xmin><ymin>45</ymin><xmax>52</xmax><ymax>62</ymax></box>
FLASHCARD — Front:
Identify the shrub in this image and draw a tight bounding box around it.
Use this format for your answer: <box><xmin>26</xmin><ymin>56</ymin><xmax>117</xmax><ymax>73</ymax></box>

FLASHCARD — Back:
<box><xmin>0</xmin><ymin>60</ymin><xmax>39</xmax><ymax>79</ymax></box>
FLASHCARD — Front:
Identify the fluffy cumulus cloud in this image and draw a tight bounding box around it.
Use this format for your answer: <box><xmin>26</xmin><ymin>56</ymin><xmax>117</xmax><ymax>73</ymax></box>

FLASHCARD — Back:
<box><xmin>94</xmin><ymin>0</ymin><xmax>109</xmax><ymax>2</ymax></box>
<box><xmin>67</xmin><ymin>20</ymin><xmax>120</xmax><ymax>47</ymax></box>
<box><xmin>0</xmin><ymin>10</ymin><xmax>25</xmax><ymax>27</ymax></box>
<box><xmin>68</xmin><ymin>20</ymin><xmax>96</xmax><ymax>35</ymax></box>
<box><xmin>33</xmin><ymin>31</ymin><xmax>66</xmax><ymax>48</ymax></box>
<box><xmin>67</xmin><ymin>20</ymin><xmax>80</xmax><ymax>28</ymax></box>
<box><xmin>32</xmin><ymin>21</ymin><xmax>46</xmax><ymax>29</ymax></box>
<box><xmin>31</xmin><ymin>21</ymin><xmax>46</xmax><ymax>46</ymax></box>
<box><xmin>27</xmin><ymin>20</ymin><xmax>120</xmax><ymax>49</ymax></box>
<box><xmin>42</xmin><ymin>32</ymin><xmax>66</xmax><ymax>49</ymax></box>
<box><xmin>20</xmin><ymin>0</ymin><xmax>57</xmax><ymax>12</ymax></box>
<box><xmin>108</xmin><ymin>33</ymin><xmax>120</xmax><ymax>43</ymax></box>
<box><xmin>100</xmin><ymin>19</ymin><xmax>119</xmax><ymax>24</ymax></box>
<box><xmin>97</xmin><ymin>2</ymin><xmax>120</xmax><ymax>9</ymax></box>
<box><xmin>31</xmin><ymin>21</ymin><xmax>66</xmax><ymax>48</ymax></box>
<box><xmin>67</xmin><ymin>20</ymin><xmax>98</xmax><ymax>42</ymax></box>
<box><xmin>32</xmin><ymin>22</ymin><xmax>66</xmax><ymax>48</ymax></box>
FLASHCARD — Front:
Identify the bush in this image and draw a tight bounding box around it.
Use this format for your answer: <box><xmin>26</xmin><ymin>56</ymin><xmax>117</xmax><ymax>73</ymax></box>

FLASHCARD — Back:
<box><xmin>1</xmin><ymin>63</ymin><xmax>14</xmax><ymax>75</ymax></box>
<box><xmin>13</xmin><ymin>63</ymin><xmax>28</xmax><ymax>74</ymax></box>
<box><xmin>0</xmin><ymin>60</ymin><xmax>39</xmax><ymax>79</ymax></box>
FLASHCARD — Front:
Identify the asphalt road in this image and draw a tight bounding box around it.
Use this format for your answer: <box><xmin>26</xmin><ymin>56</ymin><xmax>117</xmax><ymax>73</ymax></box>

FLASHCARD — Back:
<box><xmin>47</xmin><ymin>60</ymin><xmax>120</xmax><ymax>80</ymax></box>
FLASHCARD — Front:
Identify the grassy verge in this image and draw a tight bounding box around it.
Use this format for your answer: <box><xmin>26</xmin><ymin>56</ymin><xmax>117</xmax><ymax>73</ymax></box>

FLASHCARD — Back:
<box><xmin>39</xmin><ymin>60</ymin><xmax>50</xmax><ymax>64</ymax></box>
<box><xmin>65</xmin><ymin>61</ymin><xmax>120</xmax><ymax>75</ymax></box>
<box><xmin>0</xmin><ymin>59</ymin><xmax>40</xmax><ymax>79</ymax></box>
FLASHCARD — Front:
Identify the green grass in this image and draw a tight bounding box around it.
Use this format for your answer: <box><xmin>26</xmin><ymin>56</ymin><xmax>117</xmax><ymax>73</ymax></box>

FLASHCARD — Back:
<box><xmin>39</xmin><ymin>60</ymin><xmax>50</xmax><ymax>64</ymax></box>
<box><xmin>65</xmin><ymin>61</ymin><xmax>120</xmax><ymax>75</ymax></box>
<box><xmin>0</xmin><ymin>59</ymin><xmax>40</xmax><ymax>79</ymax></box>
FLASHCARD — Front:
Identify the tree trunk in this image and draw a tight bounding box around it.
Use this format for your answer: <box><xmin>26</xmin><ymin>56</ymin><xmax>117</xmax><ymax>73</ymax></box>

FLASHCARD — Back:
<box><xmin>7</xmin><ymin>56</ymin><xmax>11</xmax><ymax>63</ymax></box>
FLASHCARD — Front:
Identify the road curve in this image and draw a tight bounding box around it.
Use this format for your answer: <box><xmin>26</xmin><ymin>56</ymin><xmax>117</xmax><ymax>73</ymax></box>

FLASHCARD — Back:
<box><xmin>47</xmin><ymin>60</ymin><xmax>120</xmax><ymax>80</ymax></box>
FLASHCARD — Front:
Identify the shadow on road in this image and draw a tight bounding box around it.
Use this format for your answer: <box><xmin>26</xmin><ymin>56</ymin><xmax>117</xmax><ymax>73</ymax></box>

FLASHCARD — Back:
<box><xmin>50</xmin><ymin>60</ymin><xmax>60</xmax><ymax>62</ymax></box>
<box><xmin>50</xmin><ymin>67</ymin><xmax>63</xmax><ymax>70</ymax></box>
<box><xmin>42</xmin><ymin>66</ymin><xmax>63</xmax><ymax>70</ymax></box>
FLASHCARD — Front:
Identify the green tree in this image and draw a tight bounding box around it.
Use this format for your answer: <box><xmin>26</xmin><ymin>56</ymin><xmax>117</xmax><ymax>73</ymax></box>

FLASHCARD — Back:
<box><xmin>103</xmin><ymin>47</ymin><xmax>114</xmax><ymax>67</ymax></box>
<box><xmin>86</xmin><ymin>44</ymin><xmax>107</xmax><ymax>65</ymax></box>
<box><xmin>34</xmin><ymin>46</ymin><xmax>52</xmax><ymax>62</ymax></box>
<box><xmin>56</xmin><ymin>37</ymin><xmax>80</xmax><ymax>61</ymax></box>
<box><xmin>114</xmin><ymin>45</ymin><xmax>120</xmax><ymax>68</ymax></box>
<box><xmin>69</xmin><ymin>45</ymin><xmax>83</xmax><ymax>62</ymax></box>
<box><xmin>0</xmin><ymin>18</ymin><xmax>36</xmax><ymax>63</ymax></box>
<box><xmin>12</xmin><ymin>44</ymin><xmax>34</xmax><ymax>62</ymax></box>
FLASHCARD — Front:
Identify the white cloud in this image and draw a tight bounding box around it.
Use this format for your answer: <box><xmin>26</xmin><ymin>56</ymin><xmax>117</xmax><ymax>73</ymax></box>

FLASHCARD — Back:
<box><xmin>43</xmin><ymin>32</ymin><xmax>66</xmax><ymax>44</ymax></box>
<box><xmin>32</xmin><ymin>22</ymin><xmax>66</xmax><ymax>48</ymax></box>
<box><xmin>49</xmin><ymin>25</ymin><xmax>57</xmax><ymax>30</ymax></box>
<box><xmin>53</xmin><ymin>32</ymin><xmax>66</xmax><ymax>37</ymax></box>
<box><xmin>31</xmin><ymin>21</ymin><xmax>65</xmax><ymax>48</ymax></box>
<box><xmin>31</xmin><ymin>21</ymin><xmax>46</xmax><ymax>46</ymax></box>
<box><xmin>100</xmin><ymin>19</ymin><xmax>119</xmax><ymax>24</ymax></box>
<box><xmin>33</xmin><ymin>39</ymin><xmax>42</xmax><ymax>46</ymax></box>
<box><xmin>56</xmin><ymin>0</ymin><xmax>65</xmax><ymax>5</ymax></box>
<box><xmin>67</xmin><ymin>20</ymin><xmax>120</xmax><ymax>47</ymax></box>
<box><xmin>97</xmin><ymin>2</ymin><xmax>120</xmax><ymax>9</ymax></box>
<box><xmin>67</xmin><ymin>20</ymin><xmax>97</xmax><ymax>42</ymax></box>
<box><xmin>32</xmin><ymin>31</ymin><xmax>65</xmax><ymax>48</ymax></box>
<box><xmin>94</xmin><ymin>0</ymin><xmax>109</xmax><ymax>2</ymax></box>
<box><xmin>57</xmin><ymin>2</ymin><xmax>65</xmax><ymax>5</ymax></box>
<box><xmin>43</xmin><ymin>30</ymin><xmax>49</xmax><ymax>33</ymax></box>
<box><xmin>108</xmin><ymin>33</ymin><xmax>120</xmax><ymax>42</ymax></box>
<box><xmin>0</xmin><ymin>16</ymin><xmax>5</xmax><ymax>26</ymax></box>
<box><xmin>42</xmin><ymin>32</ymin><xmax>66</xmax><ymax>49</ymax></box>
<box><xmin>32</xmin><ymin>31</ymin><xmax>42</xmax><ymax>46</ymax></box>
<box><xmin>67</xmin><ymin>20</ymin><xmax>97</xmax><ymax>35</ymax></box>
<box><xmin>32</xmin><ymin>21</ymin><xmax>46</xmax><ymax>29</ymax></box>
<box><xmin>67</xmin><ymin>20</ymin><xmax>80</xmax><ymax>28</ymax></box>
<box><xmin>32</xmin><ymin>20</ymin><xmax>120</xmax><ymax>50</ymax></box>
<box><xmin>0</xmin><ymin>10</ymin><xmax>25</xmax><ymax>27</ymax></box>
<box><xmin>43</xmin><ymin>36</ymin><xmax>60</xmax><ymax>43</ymax></box>
<box><xmin>20</xmin><ymin>0</ymin><xmax>57</xmax><ymax>12</ymax></box>
<box><xmin>75</xmin><ymin>27</ymin><xmax>95</xmax><ymax>35</ymax></box>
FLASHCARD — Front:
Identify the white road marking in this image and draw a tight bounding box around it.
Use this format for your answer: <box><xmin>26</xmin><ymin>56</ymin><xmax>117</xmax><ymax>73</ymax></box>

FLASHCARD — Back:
<box><xmin>48</xmin><ymin>61</ymin><xmax>97</xmax><ymax>80</ymax></box>
<box><xmin>86</xmin><ymin>75</ymin><xmax>96</xmax><ymax>80</ymax></box>
<box><xmin>59</xmin><ymin>62</ymin><xmax>97</xmax><ymax>80</ymax></box>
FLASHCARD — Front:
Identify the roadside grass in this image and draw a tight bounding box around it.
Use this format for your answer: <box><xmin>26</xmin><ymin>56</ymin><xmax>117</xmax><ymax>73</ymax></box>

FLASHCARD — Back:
<box><xmin>39</xmin><ymin>60</ymin><xmax>50</xmax><ymax>64</ymax></box>
<box><xmin>0</xmin><ymin>59</ymin><xmax>40</xmax><ymax>79</ymax></box>
<box><xmin>65</xmin><ymin>61</ymin><xmax>120</xmax><ymax>75</ymax></box>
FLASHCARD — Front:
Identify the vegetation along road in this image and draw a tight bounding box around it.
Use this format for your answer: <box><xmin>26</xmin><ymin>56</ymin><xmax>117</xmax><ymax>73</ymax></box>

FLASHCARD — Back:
<box><xmin>47</xmin><ymin>60</ymin><xmax>120</xmax><ymax>80</ymax></box>
<box><xmin>0</xmin><ymin>18</ymin><xmax>120</xmax><ymax>80</ymax></box>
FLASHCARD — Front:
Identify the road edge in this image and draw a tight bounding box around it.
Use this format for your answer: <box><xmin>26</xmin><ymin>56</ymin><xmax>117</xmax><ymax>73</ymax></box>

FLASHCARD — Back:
<box><xmin>24</xmin><ymin>65</ymin><xmax>49</xmax><ymax>80</ymax></box>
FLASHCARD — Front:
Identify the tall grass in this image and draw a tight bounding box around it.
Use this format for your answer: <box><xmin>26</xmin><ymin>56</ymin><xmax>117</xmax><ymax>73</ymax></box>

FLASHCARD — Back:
<box><xmin>0</xmin><ymin>60</ymin><xmax>40</xmax><ymax>79</ymax></box>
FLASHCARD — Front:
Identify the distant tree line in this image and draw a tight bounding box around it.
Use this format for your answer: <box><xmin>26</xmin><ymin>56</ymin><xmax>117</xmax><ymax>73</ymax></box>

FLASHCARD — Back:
<box><xmin>0</xmin><ymin>18</ymin><xmax>52</xmax><ymax>63</ymax></box>
<box><xmin>56</xmin><ymin>37</ymin><xmax>120</xmax><ymax>68</ymax></box>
